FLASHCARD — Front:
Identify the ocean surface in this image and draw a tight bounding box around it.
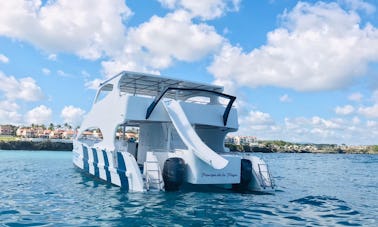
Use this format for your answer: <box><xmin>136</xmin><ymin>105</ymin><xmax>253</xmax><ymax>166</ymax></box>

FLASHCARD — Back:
<box><xmin>0</xmin><ymin>150</ymin><xmax>377</xmax><ymax>226</ymax></box>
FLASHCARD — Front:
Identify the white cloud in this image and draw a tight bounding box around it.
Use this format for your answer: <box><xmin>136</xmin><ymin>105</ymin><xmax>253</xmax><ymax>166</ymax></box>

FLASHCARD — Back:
<box><xmin>48</xmin><ymin>54</ymin><xmax>57</xmax><ymax>61</ymax></box>
<box><xmin>101</xmin><ymin>10</ymin><xmax>223</xmax><ymax>76</ymax></box>
<box><xmin>0</xmin><ymin>100</ymin><xmax>19</xmax><ymax>111</ymax></box>
<box><xmin>348</xmin><ymin>92</ymin><xmax>363</xmax><ymax>102</ymax></box>
<box><xmin>239</xmin><ymin>110</ymin><xmax>276</xmax><ymax>132</ymax></box>
<box><xmin>356</xmin><ymin>90</ymin><xmax>378</xmax><ymax>118</ymax></box>
<box><xmin>81</xmin><ymin>70</ymin><xmax>90</xmax><ymax>79</ymax></box>
<box><xmin>340</xmin><ymin>0</ymin><xmax>376</xmax><ymax>14</ymax></box>
<box><xmin>57</xmin><ymin>70</ymin><xmax>71</xmax><ymax>77</ymax></box>
<box><xmin>25</xmin><ymin>105</ymin><xmax>52</xmax><ymax>125</ymax></box>
<box><xmin>60</xmin><ymin>105</ymin><xmax>85</xmax><ymax>127</ymax></box>
<box><xmin>366</xmin><ymin>120</ymin><xmax>378</xmax><ymax>127</ymax></box>
<box><xmin>0</xmin><ymin>1</ymin><xmax>224</xmax><ymax>79</ymax></box>
<box><xmin>235</xmin><ymin>88</ymin><xmax>378</xmax><ymax>144</ymax></box>
<box><xmin>279</xmin><ymin>94</ymin><xmax>292</xmax><ymax>102</ymax></box>
<box><xmin>130</xmin><ymin>11</ymin><xmax>223</xmax><ymax>62</ymax></box>
<box><xmin>372</xmin><ymin>90</ymin><xmax>378</xmax><ymax>102</ymax></box>
<box><xmin>237</xmin><ymin>112</ymin><xmax>369</xmax><ymax>143</ymax></box>
<box><xmin>208</xmin><ymin>1</ymin><xmax>378</xmax><ymax>92</ymax></box>
<box><xmin>245</xmin><ymin>113</ymin><xmax>378</xmax><ymax>144</ymax></box>
<box><xmin>335</xmin><ymin>104</ymin><xmax>355</xmax><ymax>115</ymax></box>
<box><xmin>0</xmin><ymin>100</ymin><xmax>21</xmax><ymax>124</ymax></box>
<box><xmin>283</xmin><ymin>116</ymin><xmax>346</xmax><ymax>143</ymax></box>
<box><xmin>158</xmin><ymin>0</ymin><xmax>241</xmax><ymax>20</ymax></box>
<box><xmin>42</xmin><ymin>68</ymin><xmax>51</xmax><ymax>75</ymax></box>
<box><xmin>84</xmin><ymin>78</ymin><xmax>102</xmax><ymax>90</ymax></box>
<box><xmin>358</xmin><ymin>104</ymin><xmax>378</xmax><ymax>118</ymax></box>
<box><xmin>352</xmin><ymin>116</ymin><xmax>360</xmax><ymax>124</ymax></box>
<box><xmin>311</xmin><ymin>116</ymin><xmax>342</xmax><ymax>129</ymax></box>
<box><xmin>0</xmin><ymin>54</ymin><xmax>9</xmax><ymax>63</ymax></box>
<box><xmin>0</xmin><ymin>0</ymin><xmax>132</xmax><ymax>60</ymax></box>
<box><xmin>0</xmin><ymin>71</ymin><xmax>44</xmax><ymax>101</ymax></box>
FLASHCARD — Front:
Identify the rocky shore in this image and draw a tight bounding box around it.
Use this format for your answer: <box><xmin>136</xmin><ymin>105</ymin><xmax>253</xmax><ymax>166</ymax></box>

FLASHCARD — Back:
<box><xmin>247</xmin><ymin>146</ymin><xmax>378</xmax><ymax>154</ymax></box>
<box><xmin>1</xmin><ymin>140</ymin><xmax>377</xmax><ymax>154</ymax></box>
<box><xmin>0</xmin><ymin>140</ymin><xmax>73</xmax><ymax>151</ymax></box>
<box><xmin>226</xmin><ymin>142</ymin><xmax>378</xmax><ymax>154</ymax></box>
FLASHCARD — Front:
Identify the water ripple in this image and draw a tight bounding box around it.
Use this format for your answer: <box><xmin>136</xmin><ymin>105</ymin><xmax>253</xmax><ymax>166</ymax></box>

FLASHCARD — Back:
<box><xmin>0</xmin><ymin>151</ymin><xmax>377</xmax><ymax>226</ymax></box>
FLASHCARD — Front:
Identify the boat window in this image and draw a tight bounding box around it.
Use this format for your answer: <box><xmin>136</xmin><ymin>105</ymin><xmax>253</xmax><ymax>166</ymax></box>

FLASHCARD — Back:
<box><xmin>115</xmin><ymin>125</ymin><xmax>139</xmax><ymax>157</ymax></box>
<box><xmin>170</xmin><ymin>126</ymin><xmax>187</xmax><ymax>150</ymax></box>
<box><xmin>195</xmin><ymin>125</ymin><xmax>228</xmax><ymax>153</ymax></box>
<box><xmin>78</xmin><ymin>128</ymin><xmax>103</xmax><ymax>145</ymax></box>
<box><xmin>94</xmin><ymin>84</ymin><xmax>113</xmax><ymax>103</ymax></box>
<box><xmin>115</xmin><ymin>125</ymin><xmax>139</xmax><ymax>142</ymax></box>
<box><xmin>185</xmin><ymin>96</ymin><xmax>210</xmax><ymax>104</ymax></box>
<box><xmin>218</xmin><ymin>96</ymin><xmax>229</xmax><ymax>106</ymax></box>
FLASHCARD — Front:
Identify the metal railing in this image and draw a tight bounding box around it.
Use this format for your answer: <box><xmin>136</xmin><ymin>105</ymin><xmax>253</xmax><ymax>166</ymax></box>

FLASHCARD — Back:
<box><xmin>145</xmin><ymin>87</ymin><xmax>236</xmax><ymax>126</ymax></box>
<box><xmin>144</xmin><ymin>160</ymin><xmax>163</xmax><ymax>191</ymax></box>
<box><xmin>257</xmin><ymin>163</ymin><xmax>275</xmax><ymax>189</ymax></box>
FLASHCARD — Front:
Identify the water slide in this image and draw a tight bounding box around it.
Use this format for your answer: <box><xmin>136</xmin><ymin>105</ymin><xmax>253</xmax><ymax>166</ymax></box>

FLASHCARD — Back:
<box><xmin>163</xmin><ymin>100</ymin><xmax>228</xmax><ymax>169</ymax></box>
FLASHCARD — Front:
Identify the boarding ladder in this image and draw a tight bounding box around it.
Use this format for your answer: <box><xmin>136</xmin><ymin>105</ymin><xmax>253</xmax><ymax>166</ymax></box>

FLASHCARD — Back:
<box><xmin>257</xmin><ymin>163</ymin><xmax>275</xmax><ymax>189</ymax></box>
<box><xmin>143</xmin><ymin>153</ymin><xmax>164</xmax><ymax>191</ymax></box>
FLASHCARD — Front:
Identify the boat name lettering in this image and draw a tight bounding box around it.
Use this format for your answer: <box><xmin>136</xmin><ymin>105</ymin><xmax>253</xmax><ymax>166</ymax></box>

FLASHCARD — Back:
<box><xmin>201</xmin><ymin>172</ymin><xmax>237</xmax><ymax>178</ymax></box>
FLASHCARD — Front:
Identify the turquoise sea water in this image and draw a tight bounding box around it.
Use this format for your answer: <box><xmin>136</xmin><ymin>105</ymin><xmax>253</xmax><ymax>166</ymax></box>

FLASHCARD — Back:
<box><xmin>0</xmin><ymin>150</ymin><xmax>377</xmax><ymax>226</ymax></box>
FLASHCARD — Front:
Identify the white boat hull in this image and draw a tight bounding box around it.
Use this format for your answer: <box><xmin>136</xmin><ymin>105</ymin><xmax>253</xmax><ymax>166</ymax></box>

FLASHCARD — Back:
<box><xmin>73</xmin><ymin>142</ymin><xmax>275</xmax><ymax>193</ymax></box>
<box><xmin>73</xmin><ymin>142</ymin><xmax>145</xmax><ymax>192</ymax></box>
<box><xmin>72</xmin><ymin>71</ymin><xmax>275</xmax><ymax>193</ymax></box>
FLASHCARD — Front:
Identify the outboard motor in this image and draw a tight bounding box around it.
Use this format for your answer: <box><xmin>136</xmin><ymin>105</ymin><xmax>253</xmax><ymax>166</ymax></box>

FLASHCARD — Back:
<box><xmin>163</xmin><ymin>158</ymin><xmax>185</xmax><ymax>191</ymax></box>
<box><xmin>232</xmin><ymin>159</ymin><xmax>253</xmax><ymax>191</ymax></box>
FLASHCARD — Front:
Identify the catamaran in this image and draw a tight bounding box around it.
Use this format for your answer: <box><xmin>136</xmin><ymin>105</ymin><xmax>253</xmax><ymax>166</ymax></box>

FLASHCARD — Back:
<box><xmin>73</xmin><ymin>71</ymin><xmax>275</xmax><ymax>192</ymax></box>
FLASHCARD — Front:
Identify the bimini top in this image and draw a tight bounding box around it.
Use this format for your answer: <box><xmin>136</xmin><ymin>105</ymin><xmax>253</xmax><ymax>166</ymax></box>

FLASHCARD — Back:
<box><xmin>100</xmin><ymin>71</ymin><xmax>224</xmax><ymax>99</ymax></box>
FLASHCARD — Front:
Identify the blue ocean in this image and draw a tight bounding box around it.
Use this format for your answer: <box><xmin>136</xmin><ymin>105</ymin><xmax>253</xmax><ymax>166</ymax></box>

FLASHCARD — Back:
<box><xmin>0</xmin><ymin>150</ymin><xmax>376</xmax><ymax>226</ymax></box>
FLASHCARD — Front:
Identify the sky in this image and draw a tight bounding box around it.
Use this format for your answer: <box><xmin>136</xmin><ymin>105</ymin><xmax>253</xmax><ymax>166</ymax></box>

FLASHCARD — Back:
<box><xmin>0</xmin><ymin>0</ymin><xmax>378</xmax><ymax>145</ymax></box>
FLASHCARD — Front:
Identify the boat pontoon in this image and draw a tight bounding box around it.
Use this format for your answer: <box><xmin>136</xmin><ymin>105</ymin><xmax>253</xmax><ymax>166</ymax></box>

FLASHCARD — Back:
<box><xmin>73</xmin><ymin>71</ymin><xmax>275</xmax><ymax>192</ymax></box>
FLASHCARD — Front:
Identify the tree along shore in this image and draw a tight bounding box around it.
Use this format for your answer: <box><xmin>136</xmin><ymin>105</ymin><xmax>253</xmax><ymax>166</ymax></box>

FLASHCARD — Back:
<box><xmin>1</xmin><ymin>140</ymin><xmax>377</xmax><ymax>154</ymax></box>
<box><xmin>0</xmin><ymin>140</ymin><xmax>73</xmax><ymax>151</ymax></box>
<box><xmin>225</xmin><ymin>142</ymin><xmax>378</xmax><ymax>154</ymax></box>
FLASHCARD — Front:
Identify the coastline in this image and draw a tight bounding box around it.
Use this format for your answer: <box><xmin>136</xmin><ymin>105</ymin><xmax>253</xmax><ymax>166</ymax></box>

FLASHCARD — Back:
<box><xmin>0</xmin><ymin>140</ymin><xmax>73</xmax><ymax>151</ymax></box>
<box><xmin>0</xmin><ymin>140</ymin><xmax>376</xmax><ymax>154</ymax></box>
<box><xmin>227</xmin><ymin>143</ymin><xmax>378</xmax><ymax>154</ymax></box>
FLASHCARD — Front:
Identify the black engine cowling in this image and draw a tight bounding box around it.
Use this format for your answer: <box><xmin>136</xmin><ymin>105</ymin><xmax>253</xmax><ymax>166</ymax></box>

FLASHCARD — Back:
<box><xmin>232</xmin><ymin>159</ymin><xmax>253</xmax><ymax>191</ymax></box>
<box><xmin>163</xmin><ymin>157</ymin><xmax>185</xmax><ymax>191</ymax></box>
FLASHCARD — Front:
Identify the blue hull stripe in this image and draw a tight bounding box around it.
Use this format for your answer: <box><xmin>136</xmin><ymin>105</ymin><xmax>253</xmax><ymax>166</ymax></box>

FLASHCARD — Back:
<box><xmin>82</xmin><ymin>145</ymin><xmax>89</xmax><ymax>172</ymax></box>
<box><xmin>117</xmin><ymin>152</ymin><xmax>129</xmax><ymax>189</ymax></box>
<box><xmin>79</xmin><ymin>145</ymin><xmax>128</xmax><ymax>190</ymax></box>
<box><xmin>92</xmin><ymin>148</ymin><xmax>100</xmax><ymax>178</ymax></box>
<box><xmin>102</xmin><ymin>150</ymin><xmax>112</xmax><ymax>183</ymax></box>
